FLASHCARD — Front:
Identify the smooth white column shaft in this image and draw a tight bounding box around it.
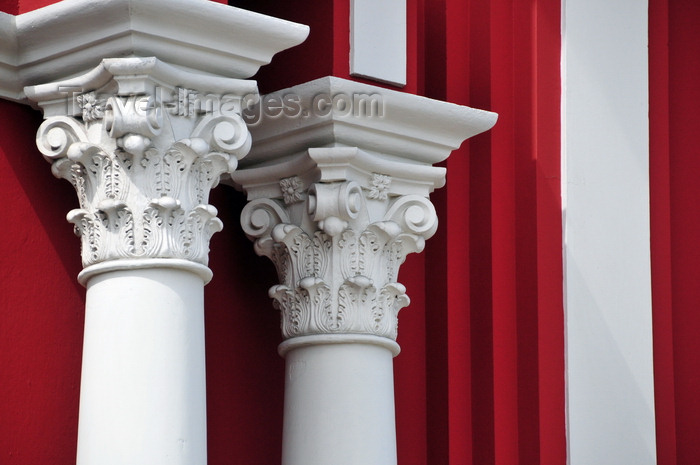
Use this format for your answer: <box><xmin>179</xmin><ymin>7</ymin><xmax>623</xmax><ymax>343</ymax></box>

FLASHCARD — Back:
<box><xmin>76</xmin><ymin>267</ymin><xmax>207</xmax><ymax>465</ymax></box>
<box><xmin>281</xmin><ymin>341</ymin><xmax>397</xmax><ymax>465</ymax></box>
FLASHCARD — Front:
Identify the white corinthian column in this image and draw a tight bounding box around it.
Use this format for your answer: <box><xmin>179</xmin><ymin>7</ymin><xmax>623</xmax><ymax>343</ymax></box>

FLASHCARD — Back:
<box><xmin>2</xmin><ymin>2</ymin><xmax>308</xmax><ymax>464</ymax></box>
<box><xmin>232</xmin><ymin>77</ymin><xmax>497</xmax><ymax>465</ymax></box>
<box><xmin>27</xmin><ymin>57</ymin><xmax>254</xmax><ymax>465</ymax></box>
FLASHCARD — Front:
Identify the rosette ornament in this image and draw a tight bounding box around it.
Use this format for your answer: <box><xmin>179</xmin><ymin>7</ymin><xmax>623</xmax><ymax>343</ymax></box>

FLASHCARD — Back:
<box><xmin>27</xmin><ymin>57</ymin><xmax>256</xmax><ymax>268</ymax></box>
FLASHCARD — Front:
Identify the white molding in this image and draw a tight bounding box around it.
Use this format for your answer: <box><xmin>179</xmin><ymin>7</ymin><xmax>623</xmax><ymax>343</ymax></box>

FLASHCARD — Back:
<box><xmin>562</xmin><ymin>0</ymin><xmax>656</xmax><ymax>463</ymax></box>
<box><xmin>240</xmin><ymin>76</ymin><xmax>497</xmax><ymax>168</ymax></box>
<box><xmin>278</xmin><ymin>333</ymin><xmax>401</xmax><ymax>357</ymax></box>
<box><xmin>233</xmin><ymin>146</ymin><xmax>447</xmax><ymax>202</ymax></box>
<box><xmin>0</xmin><ymin>0</ymin><xmax>309</xmax><ymax>101</ymax></box>
<box><xmin>26</xmin><ymin>56</ymin><xmax>258</xmax><ymax>117</ymax></box>
<box><xmin>0</xmin><ymin>13</ymin><xmax>17</xmax><ymax>99</ymax></box>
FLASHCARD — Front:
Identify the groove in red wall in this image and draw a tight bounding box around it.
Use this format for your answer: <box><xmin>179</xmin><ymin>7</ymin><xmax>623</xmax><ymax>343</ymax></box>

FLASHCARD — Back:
<box><xmin>649</xmin><ymin>1</ymin><xmax>700</xmax><ymax>463</ymax></box>
<box><xmin>648</xmin><ymin>0</ymin><xmax>677</xmax><ymax>462</ymax></box>
<box><xmin>532</xmin><ymin>1</ymin><xmax>566</xmax><ymax>463</ymax></box>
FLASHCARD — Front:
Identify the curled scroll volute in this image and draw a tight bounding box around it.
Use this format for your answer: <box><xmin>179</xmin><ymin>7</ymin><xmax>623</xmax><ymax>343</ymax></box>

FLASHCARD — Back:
<box><xmin>384</xmin><ymin>195</ymin><xmax>438</xmax><ymax>241</ymax></box>
<box><xmin>240</xmin><ymin>198</ymin><xmax>291</xmax><ymax>256</ymax></box>
<box><xmin>36</xmin><ymin>116</ymin><xmax>91</xmax><ymax>180</ymax></box>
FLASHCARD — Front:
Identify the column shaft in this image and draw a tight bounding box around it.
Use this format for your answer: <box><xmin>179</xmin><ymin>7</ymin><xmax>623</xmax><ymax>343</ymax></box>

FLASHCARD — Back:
<box><xmin>77</xmin><ymin>267</ymin><xmax>207</xmax><ymax>465</ymax></box>
<box><xmin>281</xmin><ymin>339</ymin><xmax>397</xmax><ymax>465</ymax></box>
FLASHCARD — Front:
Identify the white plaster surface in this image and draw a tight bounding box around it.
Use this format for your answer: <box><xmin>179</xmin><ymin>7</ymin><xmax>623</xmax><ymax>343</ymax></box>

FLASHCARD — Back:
<box><xmin>77</xmin><ymin>268</ymin><xmax>207</xmax><ymax>465</ymax></box>
<box><xmin>350</xmin><ymin>0</ymin><xmax>407</xmax><ymax>86</ymax></box>
<box><xmin>281</xmin><ymin>342</ymin><xmax>397</xmax><ymax>465</ymax></box>
<box><xmin>0</xmin><ymin>0</ymin><xmax>309</xmax><ymax>101</ymax></box>
<box><xmin>562</xmin><ymin>0</ymin><xmax>656</xmax><ymax>463</ymax></box>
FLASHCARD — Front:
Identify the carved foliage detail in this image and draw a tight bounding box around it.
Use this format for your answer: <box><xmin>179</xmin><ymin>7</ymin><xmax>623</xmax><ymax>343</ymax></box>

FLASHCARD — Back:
<box><xmin>36</xmin><ymin>94</ymin><xmax>249</xmax><ymax>267</ymax></box>
<box><xmin>240</xmin><ymin>182</ymin><xmax>436</xmax><ymax>340</ymax></box>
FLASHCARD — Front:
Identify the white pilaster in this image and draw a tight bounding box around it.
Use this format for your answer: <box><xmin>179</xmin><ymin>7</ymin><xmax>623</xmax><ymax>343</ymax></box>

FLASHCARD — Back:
<box><xmin>231</xmin><ymin>77</ymin><xmax>497</xmax><ymax>465</ymax></box>
<box><xmin>350</xmin><ymin>0</ymin><xmax>407</xmax><ymax>86</ymax></box>
<box><xmin>2</xmin><ymin>2</ymin><xmax>309</xmax><ymax>464</ymax></box>
<box><xmin>562</xmin><ymin>0</ymin><xmax>656</xmax><ymax>463</ymax></box>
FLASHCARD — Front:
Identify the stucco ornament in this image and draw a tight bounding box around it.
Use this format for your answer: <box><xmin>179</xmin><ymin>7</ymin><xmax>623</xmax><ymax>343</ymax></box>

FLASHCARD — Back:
<box><xmin>279</xmin><ymin>175</ymin><xmax>305</xmax><ymax>204</ymax></box>
<box><xmin>367</xmin><ymin>173</ymin><xmax>392</xmax><ymax>200</ymax></box>
<box><xmin>239</xmin><ymin>148</ymin><xmax>437</xmax><ymax>341</ymax></box>
<box><xmin>28</xmin><ymin>57</ymin><xmax>255</xmax><ymax>267</ymax></box>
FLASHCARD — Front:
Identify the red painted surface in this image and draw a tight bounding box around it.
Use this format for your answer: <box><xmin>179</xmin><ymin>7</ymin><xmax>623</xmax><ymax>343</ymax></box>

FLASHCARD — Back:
<box><xmin>649</xmin><ymin>1</ymin><xmax>677</xmax><ymax>464</ymax></box>
<box><xmin>394</xmin><ymin>253</ymin><xmax>429</xmax><ymax>465</ymax></box>
<box><xmin>650</xmin><ymin>1</ymin><xmax>700</xmax><ymax>463</ymax></box>
<box><xmin>205</xmin><ymin>188</ymin><xmax>287</xmax><ymax>465</ymax></box>
<box><xmin>0</xmin><ymin>101</ymin><xmax>83</xmax><ymax>465</ymax></box>
<box><xmin>229</xmin><ymin>0</ymin><xmax>334</xmax><ymax>94</ymax></box>
<box><xmin>0</xmin><ymin>0</ymin><xmax>17</xmax><ymax>13</ymax></box>
<box><xmin>531</xmin><ymin>2</ymin><xmax>566</xmax><ymax>463</ymax></box>
<box><xmin>425</xmin><ymin>1</ymin><xmax>565</xmax><ymax>464</ymax></box>
<box><xmin>17</xmin><ymin>0</ymin><xmax>56</xmax><ymax>12</ymax></box>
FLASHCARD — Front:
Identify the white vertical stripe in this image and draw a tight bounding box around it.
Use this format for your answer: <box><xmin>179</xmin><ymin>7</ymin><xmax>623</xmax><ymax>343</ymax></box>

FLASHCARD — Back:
<box><xmin>350</xmin><ymin>0</ymin><xmax>407</xmax><ymax>86</ymax></box>
<box><xmin>562</xmin><ymin>1</ymin><xmax>656</xmax><ymax>464</ymax></box>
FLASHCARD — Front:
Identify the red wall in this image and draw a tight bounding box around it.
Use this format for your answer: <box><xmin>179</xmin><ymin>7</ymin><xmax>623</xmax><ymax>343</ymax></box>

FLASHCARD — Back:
<box><xmin>423</xmin><ymin>1</ymin><xmax>565</xmax><ymax>464</ymax></box>
<box><xmin>1</xmin><ymin>1</ymin><xmax>565</xmax><ymax>464</ymax></box>
<box><xmin>0</xmin><ymin>100</ymin><xmax>84</xmax><ymax>465</ymax></box>
<box><xmin>650</xmin><ymin>1</ymin><xmax>700</xmax><ymax>463</ymax></box>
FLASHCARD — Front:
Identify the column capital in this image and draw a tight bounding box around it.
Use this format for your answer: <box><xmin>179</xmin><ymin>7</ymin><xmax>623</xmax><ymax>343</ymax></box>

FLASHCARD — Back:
<box><xmin>232</xmin><ymin>77</ymin><xmax>497</xmax><ymax>344</ymax></box>
<box><xmin>27</xmin><ymin>57</ymin><xmax>255</xmax><ymax>272</ymax></box>
<box><xmin>238</xmin><ymin>146</ymin><xmax>443</xmax><ymax>343</ymax></box>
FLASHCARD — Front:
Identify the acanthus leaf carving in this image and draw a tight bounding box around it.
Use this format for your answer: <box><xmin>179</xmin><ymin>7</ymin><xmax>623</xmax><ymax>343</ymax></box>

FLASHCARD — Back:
<box><xmin>33</xmin><ymin>63</ymin><xmax>253</xmax><ymax>268</ymax></box>
<box><xmin>241</xmin><ymin>176</ymin><xmax>434</xmax><ymax>342</ymax></box>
